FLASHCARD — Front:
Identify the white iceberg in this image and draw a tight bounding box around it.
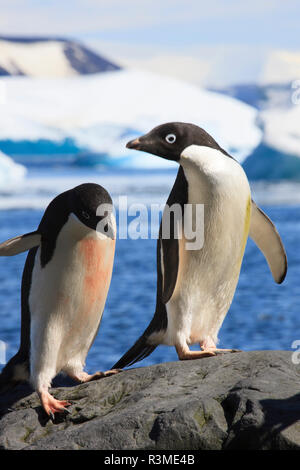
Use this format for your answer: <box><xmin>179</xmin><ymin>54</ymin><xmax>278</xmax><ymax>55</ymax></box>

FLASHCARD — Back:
<box><xmin>0</xmin><ymin>69</ymin><xmax>262</xmax><ymax>168</ymax></box>
<box><xmin>260</xmin><ymin>105</ymin><xmax>300</xmax><ymax>158</ymax></box>
<box><xmin>0</xmin><ymin>150</ymin><xmax>26</xmax><ymax>187</ymax></box>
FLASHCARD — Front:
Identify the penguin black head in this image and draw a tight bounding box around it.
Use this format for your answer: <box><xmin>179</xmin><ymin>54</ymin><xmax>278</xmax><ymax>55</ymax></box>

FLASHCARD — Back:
<box><xmin>126</xmin><ymin>122</ymin><xmax>230</xmax><ymax>161</ymax></box>
<box><xmin>40</xmin><ymin>183</ymin><xmax>114</xmax><ymax>236</ymax></box>
<box><xmin>38</xmin><ymin>183</ymin><xmax>115</xmax><ymax>268</ymax></box>
<box><xmin>68</xmin><ymin>183</ymin><xmax>114</xmax><ymax>233</ymax></box>
<box><xmin>68</xmin><ymin>183</ymin><xmax>112</xmax><ymax>229</ymax></box>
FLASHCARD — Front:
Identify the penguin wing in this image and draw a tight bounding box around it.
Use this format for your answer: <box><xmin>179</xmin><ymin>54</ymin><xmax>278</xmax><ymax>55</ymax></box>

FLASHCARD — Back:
<box><xmin>112</xmin><ymin>168</ymin><xmax>188</xmax><ymax>370</ymax></box>
<box><xmin>160</xmin><ymin>222</ymin><xmax>179</xmax><ymax>304</ymax></box>
<box><xmin>249</xmin><ymin>201</ymin><xmax>287</xmax><ymax>284</ymax></box>
<box><xmin>160</xmin><ymin>166</ymin><xmax>188</xmax><ymax>303</ymax></box>
<box><xmin>0</xmin><ymin>231</ymin><xmax>41</xmax><ymax>256</ymax></box>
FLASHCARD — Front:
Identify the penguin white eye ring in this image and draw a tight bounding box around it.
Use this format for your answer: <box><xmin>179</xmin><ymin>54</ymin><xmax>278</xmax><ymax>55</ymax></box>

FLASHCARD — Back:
<box><xmin>165</xmin><ymin>133</ymin><xmax>176</xmax><ymax>144</ymax></box>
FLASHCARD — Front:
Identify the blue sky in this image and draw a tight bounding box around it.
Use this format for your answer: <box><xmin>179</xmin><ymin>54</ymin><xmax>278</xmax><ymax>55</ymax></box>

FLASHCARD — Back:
<box><xmin>0</xmin><ymin>0</ymin><xmax>299</xmax><ymax>48</ymax></box>
<box><xmin>1</xmin><ymin>0</ymin><xmax>300</xmax><ymax>85</ymax></box>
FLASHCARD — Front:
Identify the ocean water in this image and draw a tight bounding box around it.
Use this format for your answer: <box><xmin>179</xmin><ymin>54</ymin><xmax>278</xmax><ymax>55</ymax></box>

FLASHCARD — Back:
<box><xmin>0</xmin><ymin>167</ymin><xmax>299</xmax><ymax>375</ymax></box>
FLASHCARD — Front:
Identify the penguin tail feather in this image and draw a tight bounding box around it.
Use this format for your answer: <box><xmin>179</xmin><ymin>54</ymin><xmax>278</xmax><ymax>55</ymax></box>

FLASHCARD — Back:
<box><xmin>112</xmin><ymin>335</ymin><xmax>157</xmax><ymax>370</ymax></box>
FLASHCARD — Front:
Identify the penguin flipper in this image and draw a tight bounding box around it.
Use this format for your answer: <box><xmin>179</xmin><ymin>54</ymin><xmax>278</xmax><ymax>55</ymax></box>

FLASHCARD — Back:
<box><xmin>249</xmin><ymin>200</ymin><xmax>287</xmax><ymax>284</ymax></box>
<box><xmin>160</xmin><ymin>234</ymin><xmax>179</xmax><ymax>304</ymax></box>
<box><xmin>0</xmin><ymin>231</ymin><xmax>41</xmax><ymax>256</ymax></box>
<box><xmin>160</xmin><ymin>166</ymin><xmax>188</xmax><ymax>303</ymax></box>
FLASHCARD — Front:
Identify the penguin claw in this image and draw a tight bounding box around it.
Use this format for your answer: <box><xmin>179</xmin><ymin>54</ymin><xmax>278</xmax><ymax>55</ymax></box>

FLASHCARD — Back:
<box><xmin>46</xmin><ymin>404</ymin><xmax>71</xmax><ymax>419</ymax></box>
<box><xmin>39</xmin><ymin>390</ymin><xmax>71</xmax><ymax>419</ymax></box>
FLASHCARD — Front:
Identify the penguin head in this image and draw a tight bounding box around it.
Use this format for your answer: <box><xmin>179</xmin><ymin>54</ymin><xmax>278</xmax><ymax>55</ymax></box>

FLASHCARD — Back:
<box><xmin>68</xmin><ymin>183</ymin><xmax>115</xmax><ymax>238</ymax></box>
<box><xmin>126</xmin><ymin>122</ymin><xmax>228</xmax><ymax>161</ymax></box>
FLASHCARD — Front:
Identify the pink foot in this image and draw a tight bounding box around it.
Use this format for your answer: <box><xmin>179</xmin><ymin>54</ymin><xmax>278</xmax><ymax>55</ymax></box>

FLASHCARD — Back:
<box><xmin>200</xmin><ymin>339</ymin><xmax>241</xmax><ymax>355</ymax></box>
<box><xmin>88</xmin><ymin>369</ymin><xmax>122</xmax><ymax>381</ymax></box>
<box><xmin>39</xmin><ymin>390</ymin><xmax>71</xmax><ymax>419</ymax></box>
<box><xmin>71</xmin><ymin>369</ymin><xmax>122</xmax><ymax>383</ymax></box>
<box><xmin>175</xmin><ymin>345</ymin><xmax>216</xmax><ymax>360</ymax></box>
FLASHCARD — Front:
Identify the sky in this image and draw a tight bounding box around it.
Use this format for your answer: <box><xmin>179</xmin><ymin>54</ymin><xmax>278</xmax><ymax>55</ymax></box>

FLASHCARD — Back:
<box><xmin>1</xmin><ymin>0</ymin><xmax>300</xmax><ymax>86</ymax></box>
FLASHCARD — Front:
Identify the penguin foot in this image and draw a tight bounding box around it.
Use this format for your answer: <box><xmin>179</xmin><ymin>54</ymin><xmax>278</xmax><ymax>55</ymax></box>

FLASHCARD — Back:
<box><xmin>39</xmin><ymin>391</ymin><xmax>71</xmax><ymax>418</ymax></box>
<box><xmin>211</xmin><ymin>348</ymin><xmax>242</xmax><ymax>355</ymax></box>
<box><xmin>176</xmin><ymin>346</ymin><xmax>216</xmax><ymax>361</ymax></box>
<box><xmin>87</xmin><ymin>369</ymin><xmax>122</xmax><ymax>382</ymax></box>
<box><xmin>201</xmin><ymin>347</ymin><xmax>242</xmax><ymax>355</ymax></box>
<box><xmin>200</xmin><ymin>340</ymin><xmax>241</xmax><ymax>355</ymax></box>
<box><xmin>71</xmin><ymin>369</ymin><xmax>122</xmax><ymax>383</ymax></box>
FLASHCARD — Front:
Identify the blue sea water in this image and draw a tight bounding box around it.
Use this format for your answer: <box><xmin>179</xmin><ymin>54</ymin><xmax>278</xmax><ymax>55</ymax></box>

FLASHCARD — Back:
<box><xmin>0</xmin><ymin>167</ymin><xmax>299</xmax><ymax>375</ymax></box>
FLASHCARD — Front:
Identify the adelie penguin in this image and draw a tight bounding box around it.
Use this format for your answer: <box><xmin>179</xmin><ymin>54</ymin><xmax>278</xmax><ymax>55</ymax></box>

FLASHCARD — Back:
<box><xmin>113</xmin><ymin>122</ymin><xmax>288</xmax><ymax>369</ymax></box>
<box><xmin>0</xmin><ymin>183</ymin><xmax>119</xmax><ymax>418</ymax></box>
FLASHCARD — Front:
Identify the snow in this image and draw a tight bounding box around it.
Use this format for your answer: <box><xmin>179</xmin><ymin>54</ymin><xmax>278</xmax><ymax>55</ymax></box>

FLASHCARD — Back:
<box><xmin>0</xmin><ymin>150</ymin><xmax>26</xmax><ymax>187</ymax></box>
<box><xmin>0</xmin><ymin>69</ymin><xmax>262</xmax><ymax>167</ymax></box>
<box><xmin>0</xmin><ymin>40</ymin><xmax>77</xmax><ymax>77</ymax></box>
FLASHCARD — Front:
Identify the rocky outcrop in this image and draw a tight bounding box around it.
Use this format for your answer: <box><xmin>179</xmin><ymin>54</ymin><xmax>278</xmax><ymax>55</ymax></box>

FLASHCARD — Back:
<box><xmin>0</xmin><ymin>351</ymin><xmax>299</xmax><ymax>450</ymax></box>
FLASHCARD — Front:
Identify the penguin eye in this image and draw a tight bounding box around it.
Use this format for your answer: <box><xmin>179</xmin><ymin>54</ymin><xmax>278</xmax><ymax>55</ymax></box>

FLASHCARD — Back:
<box><xmin>165</xmin><ymin>133</ymin><xmax>176</xmax><ymax>144</ymax></box>
<box><xmin>82</xmin><ymin>211</ymin><xmax>90</xmax><ymax>220</ymax></box>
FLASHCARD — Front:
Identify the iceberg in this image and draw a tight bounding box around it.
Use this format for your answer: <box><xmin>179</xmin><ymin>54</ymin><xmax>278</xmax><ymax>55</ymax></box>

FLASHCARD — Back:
<box><xmin>0</xmin><ymin>69</ymin><xmax>262</xmax><ymax>168</ymax></box>
<box><xmin>0</xmin><ymin>150</ymin><xmax>26</xmax><ymax>187</ymax></box>
<box><xmin>214</xmin><ymin>82</ymin><xmax>300</xmax><ymax>180</ymax></box>
<box><xmin>242</xmin><ymin>102</ymin><xmax>300</xmax><ymax>180</ymax></box>
<box><xmin>261</xmin><ymin>105</ymin><xmax>300</xmax><ymax>158</ymax></box>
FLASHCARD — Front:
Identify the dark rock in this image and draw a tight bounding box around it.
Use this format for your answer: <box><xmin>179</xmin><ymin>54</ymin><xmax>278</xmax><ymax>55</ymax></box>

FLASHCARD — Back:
<box><xmin>0</xmin><ymin>351</ymin><xmax>299</xmax><ymax>450</ymax></box>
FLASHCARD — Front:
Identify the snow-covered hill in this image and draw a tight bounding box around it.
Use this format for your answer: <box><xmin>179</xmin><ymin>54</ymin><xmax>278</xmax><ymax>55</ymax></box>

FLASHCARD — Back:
<box><xmin>0</xmin><ymin>36</ymin><xmax>120</xmax><ymax>77</ymax></box>
<box><xmin>0</xmin><ymin>69</ymin><xmax>262</xmax><ymax>168</ymax></box>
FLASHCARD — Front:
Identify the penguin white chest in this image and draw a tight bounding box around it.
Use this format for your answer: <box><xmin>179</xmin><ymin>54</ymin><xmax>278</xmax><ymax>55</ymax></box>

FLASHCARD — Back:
<box><xmin>29</xmin><ymin>216</ymin><xmax>115</xmax><ymax>373</ymax></box>
<box><xmin>164</xmin><ymin>145</ymin><xmax>251</xmax><ymax>346</ymax></box>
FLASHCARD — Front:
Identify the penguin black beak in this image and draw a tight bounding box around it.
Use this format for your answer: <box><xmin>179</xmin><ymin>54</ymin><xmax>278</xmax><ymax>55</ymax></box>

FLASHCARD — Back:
<box><xmin>126</xmin><ymin>138</ymin><xmax>141</xmax><ymax>150</ymax></box>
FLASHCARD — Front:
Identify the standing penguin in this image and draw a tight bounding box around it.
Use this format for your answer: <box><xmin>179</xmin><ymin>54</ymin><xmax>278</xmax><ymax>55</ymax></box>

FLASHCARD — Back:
<box><xmin>113</xmin><ymin>122</ymin><xmax>287</xmax><ymax>368</ymax></box>
<box><xmin>0</xmin><ymin>183</ymin><xmax>119</xmax><ymax>418</ymax></box>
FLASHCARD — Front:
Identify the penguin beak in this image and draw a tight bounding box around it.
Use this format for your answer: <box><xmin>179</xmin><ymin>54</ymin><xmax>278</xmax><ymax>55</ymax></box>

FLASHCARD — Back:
<box><xmin>126</xmin><ymin>138</ymin><xmax>141</xmax><ymax>150</ymax></box>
